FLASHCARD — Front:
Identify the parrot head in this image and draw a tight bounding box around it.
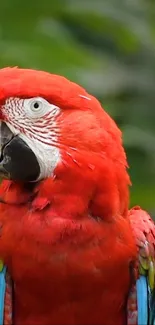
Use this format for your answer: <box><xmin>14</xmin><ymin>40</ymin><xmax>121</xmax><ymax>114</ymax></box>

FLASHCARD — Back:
<box><xmin>0</xmin><ymin>67</ymin><xmax>130</xmax><ymax>217</ymax></box>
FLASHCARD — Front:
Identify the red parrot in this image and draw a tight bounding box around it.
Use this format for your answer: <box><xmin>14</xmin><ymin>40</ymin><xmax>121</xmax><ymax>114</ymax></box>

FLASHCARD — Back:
<box><xmin>0</xmin><ymin>67</ymin><xmax>153</xmax><ymax>325</ymax></box>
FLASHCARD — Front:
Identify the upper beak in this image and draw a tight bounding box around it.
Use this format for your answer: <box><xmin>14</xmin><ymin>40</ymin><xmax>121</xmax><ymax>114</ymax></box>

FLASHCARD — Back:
<box><xmin>0</xmin><ymin>122</ymin><xmax>14</xmax><ymax>151</ymax></box>
<box><xmin>0</xmin><ymin>122</ymin><xmax>14</xmax><ymax>178</ymax></box>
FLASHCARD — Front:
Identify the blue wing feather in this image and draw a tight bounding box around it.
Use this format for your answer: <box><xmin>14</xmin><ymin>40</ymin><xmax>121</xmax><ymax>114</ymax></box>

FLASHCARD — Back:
<box><xmin>137</xmin><ymin>275</ymin><xmax>148</xmax><ymax>325</ymax></box>
<box><xmin>128</xmin><ymin>207</ymin><xmax>155</xmax><ymax>325</ymax></box>
<box><xmin>0</xmin><ymin>266</ymin><xmax>6</xmax><ymax>325</ymax></box>
<box><xmin>136</xmin><ymin>275</ymin><xmax>155</xmax><ymax>325</ymax></box>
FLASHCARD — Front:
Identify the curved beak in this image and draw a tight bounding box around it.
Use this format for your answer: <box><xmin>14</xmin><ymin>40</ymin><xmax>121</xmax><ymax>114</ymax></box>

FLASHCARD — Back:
<box><xmin>0</xmin><ymin>122</ymin><xmax>40</xmax><ymax>182</ymax></box>
<box><xmin>0</xmin><ymin>122</ymin><xmax>14</xmax><ymax>178</ymax></box>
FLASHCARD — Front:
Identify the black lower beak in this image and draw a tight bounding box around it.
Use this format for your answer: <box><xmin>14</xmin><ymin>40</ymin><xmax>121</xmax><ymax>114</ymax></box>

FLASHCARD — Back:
<box><xmin>0</xmin><ymin>163</ymin><xmax>10</xmax><ymax>179</ymax></box>
<box><xmin>0</xmin><ymin>122</ymin><xmax>40</xmax><ymax>182</ymax></box>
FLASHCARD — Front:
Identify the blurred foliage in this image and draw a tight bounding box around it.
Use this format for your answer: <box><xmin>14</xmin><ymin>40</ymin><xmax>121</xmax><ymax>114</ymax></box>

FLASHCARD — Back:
<box><xmin>0</xmin><ymin>0</ymin><xmax>155</xmax><ymax>212</ymax></box>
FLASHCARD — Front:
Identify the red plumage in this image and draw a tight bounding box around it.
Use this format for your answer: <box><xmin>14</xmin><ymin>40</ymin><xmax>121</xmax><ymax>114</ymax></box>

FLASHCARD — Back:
<box><xmin>0</xmin><ymin>67</ymin><xmax>153</xmax><ymax>325</ymax></box>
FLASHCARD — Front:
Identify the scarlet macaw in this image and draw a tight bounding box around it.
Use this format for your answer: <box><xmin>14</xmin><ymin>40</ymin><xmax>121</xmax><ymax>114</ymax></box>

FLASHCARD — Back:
<box><xmin>0</xmin><ymin>67</ymin><xmax>153</xmax><ymax>325</ymax></box>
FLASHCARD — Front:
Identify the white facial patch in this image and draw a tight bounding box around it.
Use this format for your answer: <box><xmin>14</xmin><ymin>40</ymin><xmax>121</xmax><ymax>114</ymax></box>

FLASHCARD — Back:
<box><xmin>20</xmin><ymin>133</ymin><xmax>60</xmax><ymax>180</ymax></box>
<box><xmin>2</xmin><ymin>97</ymin><xmax>61</xmax><ymax>180</ymax></box>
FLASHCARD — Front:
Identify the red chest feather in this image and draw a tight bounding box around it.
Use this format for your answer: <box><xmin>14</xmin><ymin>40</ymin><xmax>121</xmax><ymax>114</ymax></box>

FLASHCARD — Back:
<box><xmin>0</xmin><ymin>186</ymin><xmax>136</xmax><ymax>325</ymax></box>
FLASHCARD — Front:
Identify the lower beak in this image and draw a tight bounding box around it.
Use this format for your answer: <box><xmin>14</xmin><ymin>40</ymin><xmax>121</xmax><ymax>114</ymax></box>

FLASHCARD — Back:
<box><xmin>0</xmin><ymin>122</ymin><xmax>40</xmax><ymax>182</ymax></box>
<box><xmin>0</xmin><ymin>163</ymin><xmax>10</xmax><ymax>179</ymax></box>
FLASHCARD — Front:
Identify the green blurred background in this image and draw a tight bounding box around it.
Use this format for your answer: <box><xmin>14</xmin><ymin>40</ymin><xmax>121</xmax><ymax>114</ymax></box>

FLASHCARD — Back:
<box><xmin>0</xmin><ymin>0</ymin><xmax>155</xmax><ymax>212</ymax></box>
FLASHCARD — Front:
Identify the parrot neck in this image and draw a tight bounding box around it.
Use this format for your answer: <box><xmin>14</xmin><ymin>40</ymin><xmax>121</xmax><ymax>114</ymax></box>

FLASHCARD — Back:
<box><xmin>0</xmin><ymin>149</ymin><xmax>129</xmax><ymax>220</ymax></box>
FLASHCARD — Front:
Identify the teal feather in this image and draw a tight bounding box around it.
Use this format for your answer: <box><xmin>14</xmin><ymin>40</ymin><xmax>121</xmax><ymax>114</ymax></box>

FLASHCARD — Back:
<box><xmin>136</xmin><ymin>275</ymin><xmax>155</xmax><ymax>325</ymax></box>
<box><xmin>137</xmin><ymin>275</ymin><xmax>148</xmax><ymax>324</ymax></box>
<box><xmin>0</xmin><ymin>265</ymin><xmax>6</xmax><ymax>325</ymax></box>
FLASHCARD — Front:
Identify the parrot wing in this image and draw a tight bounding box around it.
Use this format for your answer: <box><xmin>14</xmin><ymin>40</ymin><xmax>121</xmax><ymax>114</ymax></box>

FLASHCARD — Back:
<box><xmin>128</xmin><ymin>206</ymin><xmax>155</xmax><ymax>325</ymax></box>
<box><xmin>0</xmin><ymin>264</ymin><xmax>12</xmax><ymax>325</ymax></box>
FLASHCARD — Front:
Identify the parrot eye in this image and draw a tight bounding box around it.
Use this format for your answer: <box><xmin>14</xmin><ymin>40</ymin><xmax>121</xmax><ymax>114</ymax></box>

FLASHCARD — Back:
<box><xmin>32</xmin><ymin>102</ymin><xmax>40</xmax><ymax>110</ymax></box>
<box><xmin>30</xmin><ymin>99</ymin><xmax>44</xmax><ymax>113</ymax></box>
<box><xmin>24</xmin><ymin>97</ymin><xmax>60</xmax><ymax>119</ymax></box>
